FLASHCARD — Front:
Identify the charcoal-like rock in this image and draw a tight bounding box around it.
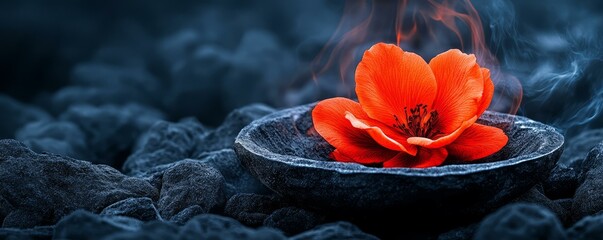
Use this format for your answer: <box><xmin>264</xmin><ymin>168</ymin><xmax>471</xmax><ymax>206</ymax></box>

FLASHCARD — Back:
<box><xmin>0</xmin><ymin>226</ymin><xmax>53</xmax><ymax>240</ymax></box>
<box><xmin>559</xmin><ymin>129</ymin><xmax>603</xmax><ymax>166</ymax></box>
<box><xmin>572</xmin><ymin>142</ymin><xmax>603</xmax><ymax>221</ymax></box>
<box><xmin>100</xmin><ymin>197</ymin><xmax>160</xmax><ymax>221</ymax></box>
<box><xmin>123</xmin><ymin>118</ymin><xmax>207</xmax><ymax>175</ymax></box>
<box><xmin>567</xmin><ymin>213</ymin><xmax>603</xmax><ymax>240</ymax></box>
<box><xmin>157</xmin><ymin>161</ymin><xmax>226</xmax><ymax>219</ymax></box>
<box><xmin>197</xmin><ymin>103</ymin><xmax>275</xmax><ymax>153</ymax></box>
<box><xmin>0</xmin><ymin>139</ymin><xmax>158</xmax><ymax>228</ymax></box>
<box><xmin>542</xmin><ymin>163</ymin><xmax>581</xmax><ymax>199</ymax></box>
<box><xmin>16</xmin><ymin>120</ymin><xmax>92</xmax><ymax>160</ymax></box>
<box><xmin>436</xmin><ymin>223</ymin><xmax>478</xmax><ymax>240</ymax></box>
<box><xmin>474</xmin><ymin>203</ymin><xmax>567</xmax><ymax>240</ymax></box>
<box><xmin>107</xmin><ymin>214</ymin><xmax>286</xmax><ymax>240</ymax></box>
<box><xmin>290</xmin><ymin>221</ymin><xmax>379</xmax><ymax>240</ymax></box>
<box><xmin>163</xmin><ymin>43</ymin><xmax>232</xmax><ymax>125</ymax></box>
<box><xmin>59</xmin><ymin>104</ymin><xmax>164</xmax><ymax>166</ymax></box>
<box><xmin>512</xmin><ymin>185</ymin><xmax>568</xmax><ymax>224</ymax></box>
<box><xmin>51</xmin><ymin>62</ymin><xmax>161</xmax><ymax>113</ymax></box>
<box><xmin>263</xmin><ymin>207</ymin><xmax>326</xmax><ymax>236</ymax></box>
<box><xmin>195</xmin><ymin>149</ymin><xmax>271</xmax><ymax>196</ymax></box>
<box><xmin>0</xmin><ymin>94</ymin><xmax>51</xmax><ymax>139</ymax></box>
<box><xmin>225</xmin><ymin>193</ymin><xmax>286</xmax><ymax>227</ymax></box>
<box><xmin>169</xmin><ymin>205</ymin><xmax>205</xmax><ymax>225</ymax></box>
<box><xmin>53</xmin><ymin>210</ymin><xmax>142</xmax><ymax>240</ymax></box>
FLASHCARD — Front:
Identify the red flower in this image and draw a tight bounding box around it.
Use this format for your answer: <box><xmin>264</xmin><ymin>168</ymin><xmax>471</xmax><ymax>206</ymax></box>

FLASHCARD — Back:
<box><xmin>312</xmin><ymin>43</ymin><xmax>508</xmax><ymax>168</ymax></box>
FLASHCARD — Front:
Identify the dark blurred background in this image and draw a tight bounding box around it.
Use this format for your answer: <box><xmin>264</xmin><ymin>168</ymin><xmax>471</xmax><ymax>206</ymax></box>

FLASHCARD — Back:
<box><xmin>1</xmin><ymin>0</ymin><xmax>602</xmax><ymax>135</ymax></box>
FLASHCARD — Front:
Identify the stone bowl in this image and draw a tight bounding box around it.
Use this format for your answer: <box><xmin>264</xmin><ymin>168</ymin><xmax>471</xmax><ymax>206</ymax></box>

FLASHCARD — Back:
<box><xmin>234</xmin><ymin>102</ymin><xmax>564</xmax><ymax>220</ymax></box>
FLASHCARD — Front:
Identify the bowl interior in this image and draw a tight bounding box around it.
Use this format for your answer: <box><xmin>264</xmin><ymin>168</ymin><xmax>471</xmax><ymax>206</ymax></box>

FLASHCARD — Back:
<box><xmin>242</xmin><ymin>103</ymin><xmax>563</xmax><ymax>176</ymax></box>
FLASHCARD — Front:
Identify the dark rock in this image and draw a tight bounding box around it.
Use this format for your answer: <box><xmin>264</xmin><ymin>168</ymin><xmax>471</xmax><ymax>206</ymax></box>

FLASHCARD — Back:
<box><xmin>197</xmin><ymin>103</ymin><xmax>275</xmax><ymax>153</ymax></box>
<box><xmin>513</xmin><ymin>185</ymin><xmax>568</xmax><ymax>224</ymax></box>
<box><xmin>101</xmin><ymin>197</ymin><xmax>160</xmax><ymax>221</ymax></box>
<box><xmin>264</xmin><ymin>207</ymin><xmax>326</xmax><ymax>236</ymax></box>
<box><xmin>572</xmin><ymin>143</ymin><xmax>603</xmax><ymax>221</ymax></box>
<box><xmin>51</xmin><ymin>62</ymin><xmax>162</xmax><ymax>113</ymax></box>
<box><xmin>567</xmin><ymin>212</ymin><xmax>603</xmax><ymax>240</ymax></box>
<box><xmin>474</xmin><ymin>203</ymin><xmax>567</xmax><ymax>240</ymax></box>
<box><xmin>0</xmin><ymin>226</ymin><xmax>54</xmax><ymax>240</ymax></box>
<box><xmin>542</xmin><ymin>163</ymin><xmax>581</xmax><ymax>199</ymax></box>
<box><xmin>53</xmin><ymin>210</ymin><xmax>142</xmax><ymax>240</ymax></box>
<box><xmin>179</xmin><ymin>214</ymin><xmax>285</xmax><ymax>240</ymax></box>
<box><xmin>225</xmin><ymin>193</ymin><xmax>287</xmax><ymax>227</ymax></box>
<box><xmin>559</xmin><ymin>129</ymin><xmax>603</xmax><ymax>166</ymax></box>
<box><xmin>59</xmin><ymin>104</ymin><xmax>164</xmax><ymax>166</ymax></box>
<box><xmin>16</xmin><ymin>120</ymin><xmax>92</xmax><ymax>160</ymax></box>
<box><xmin>157</xmin><ymin>161</ymin><xmax>226</xmax><ymax>219</ymax></box>
<box><xmin>123</xmin><ymin>118</ymin><xmax>207</xmax><ymax>175</ymax></box>
<box><xmin>0</xmin><ymin>139</ymin><xmax>158</xmax><ymax>228</ymax></box>
<box><xmin>169</xmin><ymin>205</ymin><xmax>205</xmax><ymax>225</ymax></box>
<box><xmin>163</xmin><ymin>42</ymin><xmax>232</xmax><ymax>124</ymax></box>
<box><xmin>0</xmin><ymin>94</ymin><xmax>51</xmax><ymax>139</ymax></box>
<box><xmin>235</xmin><ymin>103</ymin><xmax>564</xmax><ymax>221</ymax></box>
<box><xmin>437</xmin><ymin>223</ymin><xmax>478</xmax><ymax>240</ymax></box>
<box><xmin>109</xmin><ymin>214</ymin><xmax>286</xmax><ymax>240</ymax></box>
<box><xmin>195</xmin><ymin>149</ymin><xmax>271</xmax><ymax>196</ymax></box>
<box><xmin>220</xmin><ymin>30</ymin><xmax>297</xmax><ymax>111</ymax></box>
<box><xmin>290</xmin><ymin>221</ymin><xmax>379</xmax><ymax>240</ymax></box>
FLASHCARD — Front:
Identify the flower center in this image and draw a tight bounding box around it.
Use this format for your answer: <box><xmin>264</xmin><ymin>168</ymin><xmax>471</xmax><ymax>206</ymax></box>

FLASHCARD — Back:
<box><xmin>393</xmin><ymin>104</ymin><xmax>440</xmax><ymax>138</ymax></box>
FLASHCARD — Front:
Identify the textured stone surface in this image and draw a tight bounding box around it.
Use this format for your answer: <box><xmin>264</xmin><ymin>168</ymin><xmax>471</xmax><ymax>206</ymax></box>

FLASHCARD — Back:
<box><xmin>512</xmin><ymin>185</ymin><xmax>568</xmax><ymax>224</ymax></box>
<box><xmin>264</xmin><ymin>207</ymin><xmax>326</xmax><ymax>236</ymax></box>
<box><xmin>56</xmin><ymin>211</ymin><xmax>287</xmax><ymax>240</ymax></box>
<box><xmin>474</xmin><ymin>203</ymin><xmax>567</xmax><ymax>240</ymax></box>
<box><xmin>234</xmin><ymin>103</ymin><xmax>564</xmax><ymax>219</ymax></box>
<box><xmin>559</xmin><ymin>129</ymin><xmax>603</xmax><ymax>165</ymax></box>
<box><xmin>54</xmin><ymin>210</ymin><xmax>143</xmax><ymax>240</ymax></box>
<box><xmin>59</xmin><ymin>104</ymin><xmax>164</xmax><ymax>166</ymax></box>
<box><xmin>542</xmin><ymin>163</ymin><xmax>581</xmax><ymax>200</ymax></box>
<box><xmin>0</xmin><ymin>226</ymin><xmax>54</xmax><ymax>240</ymax></box>
<box><xmin>123</xmin><ymin>118</ymin><xmax>207</xmax><ymax>175</ymax></box>
<box><xmin>225</xmin><ymin>193</ymin><xmax>286</xmax><ymax>227</ymax></box>
<box><xmin>0</xmin><ymin>139</ymin><xmax>158</xmax><ymax>228</ymax></box>
<box><xmin>290</xmin><ymin>221</ymin><xmax>379</xmax><ymax>240</ymax></box>
<box><xmin>567</xmin><ymin>213</ymin><xmax>603</xmax><ymax>240</ymax></box>
<box><xmin>572</xmin><ymin>142</ymin><xmax>603</xmax><ymax>221</ymax></box>
<box><xmin>16</xmin><ymin>120</ymin><xmax>92</xmax><ymax>161</ymax></box>
<box><xmin>0</xmin><ymin>94</ymin><xmax>51</xmax><ymax>139</ymax></box>
<box><xmin>157</xmin><ymin>161</ymin><xmax>226</xmax><ymax>219</ymax></box>
<box><xmin>100</xmin><ymin>197</ymin><xmax>161</xmax><ymax>221</ymax></box>
<box><xmin>196</xmin><ymin>103</ymin><xmax>275</xmax><ymax>153</ymax></box>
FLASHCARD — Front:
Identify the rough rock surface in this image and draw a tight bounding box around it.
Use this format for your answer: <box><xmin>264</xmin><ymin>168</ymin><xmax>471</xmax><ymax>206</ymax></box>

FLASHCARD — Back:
<box><xmin>572</xmin><ymin>142</ymin><xmax>603</xmax><ymax>221</ymax></box>
<box><xmin>567</xmin><ymin>212</ymin><xmax>603</xmax><ymax>240</ymax></box>
<box><xmin>54</xmin><ymin>211</ymin><xmax>287</xmax><ymax>240</ymax></box>
<box><xmin>290</xmin><ymin>221</ymin><xmax>379</xmax><ymax>240</ymax></box>
<box><xmin>224</xmin><ymin>193</ymin><xmax>287</xmax><ymax>227</ymax></box>
<box><xmin>0</xmin><ymin>139</ymin><xmax>158</xmax><ymax>228</ymax></box>
<box><xmin>263</xmin><ymin>207</ymin><xmax>326</xmax><ymax>236</ymax></box>
<box><xmin>0</xmin><ymin>94</ymin><xmax>51</xmax><ymax>139</ymax></box>
<box><xmin>100</xmin><ymin>197</ymin><xmax>161</xmax><ymax>221</ymax></box>
<box><xmin>157</xmin><ymin>161</ymin><xmax>226</xmax><ymax>219</ymax></box>
<box><xmin>474</xmin><ymin>203</ymin><xmax>567</xmax><ymax>240</ymax></box>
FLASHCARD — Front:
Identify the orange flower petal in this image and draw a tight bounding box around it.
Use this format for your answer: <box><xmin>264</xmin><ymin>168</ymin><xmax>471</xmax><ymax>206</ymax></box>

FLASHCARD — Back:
<box><xmin>312</xmin><ymin>97</ymin><xmax>399</xmax><ymax>164</ymax></box>
<box><xmin>329</xmin><ymin>149</ymin><xmax>354</xmax><ymax>162</ymax></box>
<box><xmin>355</xmin><ymin>43</ymin><xmax>437</xmax><ymax>127</ymax></box>
<box><xmin>446</xmin><ymin>123</ymin><xmax>509</xmax><ymax>161</ymax></box>
<box><xmin>406</xmin><ymin>116</ymin><xmax>478</xmax><ymax>149</ymax></box>
<box><xmin>429</xmin><ymin>49</ymin><xmax>484</xmax><ymax>134</ymax></box>
<box><xmin>476</xmin><ymin>68</ymin><xmax>494</xmax><ymax>116</ymax></box>
<box><xmin>345</xmin><ymin>112</ymin><xmax>418</xmax><ymax>156</ymax></box>
<box><xmin>383</xmin><ymin>148</ymin><xmax>448</xmax><ymax>168</ymax></box>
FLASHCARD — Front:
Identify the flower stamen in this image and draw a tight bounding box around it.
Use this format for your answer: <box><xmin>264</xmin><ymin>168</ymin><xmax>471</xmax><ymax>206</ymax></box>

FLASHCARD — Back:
<box><xmin>393</xmin><ymin>104</ymin><xmax>440</xmax><ymax>138</ymax></box>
